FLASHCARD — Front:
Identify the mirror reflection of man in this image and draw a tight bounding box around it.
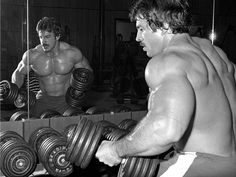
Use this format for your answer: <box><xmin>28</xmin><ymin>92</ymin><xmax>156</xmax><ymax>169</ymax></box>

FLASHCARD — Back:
<box><xmin>12</xmin><ymin>17</ymin><xmax>92</xmax><ymax>118</ymax></box>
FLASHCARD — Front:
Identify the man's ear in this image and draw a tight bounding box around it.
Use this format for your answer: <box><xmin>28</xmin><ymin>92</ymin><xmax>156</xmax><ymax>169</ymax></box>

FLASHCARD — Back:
<box><xmin>161</xmin><ymin>23</ymin><xmax>172</xmax><ymax>35</ymax></box>
<box><xmin>163</xmin><ymin>22</ymin><xmax>169</xmax><ymax>29</ymax></box>
<box><xmin>56</xmin><ymin>35</ymin><xmax>60</xmax><ymax>40</ymax></box>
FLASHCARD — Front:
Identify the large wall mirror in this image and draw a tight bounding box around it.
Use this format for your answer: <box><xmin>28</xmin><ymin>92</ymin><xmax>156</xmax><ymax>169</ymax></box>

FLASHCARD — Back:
<box><xmin>1</xmin><ymin>0</ymin><xmax>102</xmax><ymax>120</ymax></box>
<box><xmin>1</xmin><ymin>0</ymin><xmax>235</xmax><ymax>121</ymax></box>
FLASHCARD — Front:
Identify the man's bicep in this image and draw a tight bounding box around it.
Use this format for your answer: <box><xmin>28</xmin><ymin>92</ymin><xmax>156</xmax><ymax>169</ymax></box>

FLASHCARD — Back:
<box><xmin>18</xmin><ymin>54</ymin><xmax>30</xmax><ymax>74</ymax></box>
<box><xmin>12</xmin><ymin>54</ymin><xmax>29</xmax><ymax>83</ymax></box>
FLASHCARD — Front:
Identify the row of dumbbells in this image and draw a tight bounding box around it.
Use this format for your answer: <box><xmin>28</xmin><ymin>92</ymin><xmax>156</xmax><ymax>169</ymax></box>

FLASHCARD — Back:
<box><xmin>0</xmin><ymin>118</ymin><xmax>160</xmax><ymax>177</ymax></box>
<box><xmin>2</xmin><ymin>104</ymin><xmax>132</xmax><ymax>121</ymax></box>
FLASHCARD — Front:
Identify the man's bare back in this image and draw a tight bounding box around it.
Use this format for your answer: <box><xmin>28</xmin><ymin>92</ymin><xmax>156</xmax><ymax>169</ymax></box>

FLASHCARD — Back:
<box><xmin>96</xmin><ymin>1</ymin><xmax>236</xmax><ymax>175</ymax></box>
<box><xmin>146</xmin><ymin>33</ymin><xmax>236</xmax><ymax>157</ymax></box>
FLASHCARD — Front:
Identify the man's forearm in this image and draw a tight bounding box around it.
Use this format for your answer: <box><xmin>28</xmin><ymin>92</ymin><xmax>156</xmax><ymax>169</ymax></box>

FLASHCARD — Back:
<box><xmin>114</xmin><ymin>118</ymin><xmax>173</xmax><ymax>158</ymax></box>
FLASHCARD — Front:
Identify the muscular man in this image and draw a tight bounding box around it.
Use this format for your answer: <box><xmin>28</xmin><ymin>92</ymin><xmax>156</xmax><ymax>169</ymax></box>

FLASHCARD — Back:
<box><xmin>12</xmin><ymin>17</ymin><xmax>92</xmax><ymax>117</ymax></box>
<box><xmin>95</xmin><ymin>0</ymin><xmax>236</xmax><ymax>176</ymax></box>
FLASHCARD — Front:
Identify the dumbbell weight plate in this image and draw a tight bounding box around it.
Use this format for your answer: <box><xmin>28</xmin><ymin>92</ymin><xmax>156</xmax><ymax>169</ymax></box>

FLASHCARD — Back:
<box><xmin>124</xmin><ymin>157</ymin><xmax>137</xmax><ymax>177</ymax></box>
<box><xmin>118</xmin><ymin>157</ymin><xmax>136</xmax><ymax>177</ymax></box>
<box><xmin>70</xmin><ymin>68</ymin><xmax>94</xmax><ymax>91</ymax></box>
<box><xmin>86</xmin><ymin>106</ymin><xmax>109</xmax><ymax>115</ymax></box>
<box><xmin>40</xmin><ymin>109</ymin><xmax>62</xmax><ymax>119</ymax></box>
<box><xmin>78</xmin><ymin>124</ymin><xmax>96</xmax><ymax>168</ymax></box>
<box><xmin>80</xmin><ymin>123</ymin><xmax>103</xmax><ymax>169</ymax></box>
<box><xmin>73</xmin><ymin>119</ymin><xmax>93</xmax><ymax>166</ymax></box>
<box><xmin>0</xmin><ymin>139</ymin><xmax>37</xmax><ymax>177</ymax></box>
<box><xmin>97</xmin><ymin>120</ymin><xmax>117</xmax><ymax>137</ymax></box>
<box><xmin>113</xmin><ymin>129</ymin><xmax>127</xmax><ymax>141</ymax></box>
<box><xmin>0</xmin><ymin>131</ymin><xmax>24</xmax><ymax>143</ymax></box>
<box><xmin>106</xmin><ymin>127</ymin><xmax>127</xmax><ymax>141</ymax></box>
<box><xmin>65</xmin><ymin>87</ymin><xmax>85</xmax><ymax>108</ymax></box>
<box><xmin>14</xmin><ymin>89</ymin><xmax>36</xmax><ymax>108</ymax></box>
<box><xmin>38</xmin><ymin>136</ymin><xmax>73</xmax><ymax>177</ymax></box>
<box><xmin>138</xmin><ymin>158</ymin><xmax>150</xmax><ymax>177</ymax></box>
<box><xmin>28</xmin><ymin>127</ymin><xmax>62</xmax><ymax>152</ymax></box>
<box><xmin>103</xmin><ymin>126</ymin><xmax>118</xmax><ymax>138</ymax></box>
<box><xmin>63</xmin><ymin>107</ymin><xmax>85</xmax><ymax>117</ymax></box>
<box><xmin>131</xmin><ymin>157</ymin><xmax>144</xmax><ymax>177</ymax></box>
<box><xmin>107</xmin><ymin>129</ymin><xmax>119</xmax><ymax>141</ymax></box>
<box><xmin>63</xmin><ymin>124</ymin><xmax>77</xmax><ymax>143</ymax></box>
<box><xmin>10</xmin><ymin>111</ymin><xmax>28</xmax><ymax>121</ymax></box>
<box><xmin>39</xmin><ymin>136</ymin><xmax>70</xmax><ymax>176</ymax></box>
<box><xmin>145</xmin><ymin>157</ymin><xmax>160</xmax><ymax>177</ymax></box>
<box><xmin>74</xmin><ymin>120</ymin><xmax>94</xmax><ymax>167</ymax></box>
<box><xmin>97</xmin><ymin>120</ymin><xmax>118</xmax><ymax>129</ymax></box>
<box><xmin>14</xmin><ymin>90</ymin><xmax>26</xmax><ymax>108</ymax></box>
<box><xmin>0</xmin><ymin>80</ymin><xmax>19</xmax><ymax>103</ymax></box>
<box><xmin>118</xmin><ymin>119</ymin><xmax>137</xmax><ymax>130</ymax></box>
<box><xmin>66</xmin><ymin>118</ymin><xmax>87</xmax><ymax>162</ymax></box>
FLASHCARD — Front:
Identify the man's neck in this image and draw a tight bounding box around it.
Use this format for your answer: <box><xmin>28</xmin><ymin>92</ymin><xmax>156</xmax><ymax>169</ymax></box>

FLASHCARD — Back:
<box><xmin>46</xmin><ymin>41</ymin><xmax>60</xmax><ymax>57</ymax></box>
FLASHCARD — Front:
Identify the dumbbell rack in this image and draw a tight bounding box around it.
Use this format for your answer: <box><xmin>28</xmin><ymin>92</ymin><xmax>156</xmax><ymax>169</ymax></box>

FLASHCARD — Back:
<box><xmin>0</xmin><ymin>110</ymin><xmax>147</xmax><ymax>177</ymax></box>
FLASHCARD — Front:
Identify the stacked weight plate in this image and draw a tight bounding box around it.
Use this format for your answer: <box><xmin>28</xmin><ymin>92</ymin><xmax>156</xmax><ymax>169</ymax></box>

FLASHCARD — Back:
<box><xmin>0</xmin><ymin>131</ymin><xmax>37</xmax><ymax>177</ymax></box>
<box><xmin>66</xmin><ymin>118</ymin><xmax>103</xmax><ymax>169</ymax></box>
<box><xmin>29</xmin><ymin>127</ymin><xmax>73</xmax><ymax>177</ymax></box>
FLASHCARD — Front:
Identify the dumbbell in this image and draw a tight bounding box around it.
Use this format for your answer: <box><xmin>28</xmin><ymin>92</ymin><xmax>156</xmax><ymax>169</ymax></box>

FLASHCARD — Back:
<box><xmin>38</xmin><ymin>135</ymin><xmax>74</xmax><ymax>177</ymax></box>
<box><xmin>65</xmin><ymin>68</ymin><xmax>93</xmax><ymax>108</ymax></box>
<box><xmin>0</xmin><ymin>131</ymin><xmax>37</xmax><ymax>177</ymax></box>
<box><xmin>14</xmin><ymin>89</ymin><xmax>36</xmax><ymax>108</ymax></box>
<box><xmin>85</xmin><ymin>106</ymin><xmax>110</xmax><ymax>114</ymax></box>
<box><xmin>65</xmin><ymin>87</ymin><xmax>86</xmax><ymax>108</ymax></box>
<box><xmin>70</xmin><ymin>68</ymin><xmax>94</xmax><ymax>92</ymax></box>
<box><xmin>66</xmin><ymin>118</ymin><xmax>103</xmax><ymax>169</ymax></box>
<box><xmin>62</xmin><ymin>124</ymin><xmax>77</xmax><ymax>143</ymax></box>
<box><xmin>63</xmin><ymin>107</ymin><xmax>86</xmax><ymax>116</ymax></box>
<box><xmin>28</xmin><ymin>127</ymin><xmax>73</xmax><ymax>177</ymax></box>
<box><xmin>0</xmin><ymin>130</ymin><xmax>24</xmax><ymax>143</ymax></box>
<box><xmin>0</xmin><ymin>80</ymin><xmax>19</xmax><ymax>103</ymax></box>
<box><xmin>10</xmin><ymin>110</ymin><xmax>29</xmax><ymax>121</ymax></box>
<box><xmin>117</xmin><ymin>155</ymin><xmax>159</xmax><ymax>177</ymax></box>
<box><xmin>40</xmin><ymin>109</ymin><xmax>62</xmax><ymax>119</ymax></box>
<box><xmin>100</xmin><ymin>119</ymin><xmax>160</xmax><ymax>177</ymax></box>
<box><xmin>118</xmin><ymin>119</ymin><xmax>138</xmax><ymax>131</ymax></box>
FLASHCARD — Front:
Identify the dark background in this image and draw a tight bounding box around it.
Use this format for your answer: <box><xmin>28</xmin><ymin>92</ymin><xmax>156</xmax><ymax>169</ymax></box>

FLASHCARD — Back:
<box><xmin>1</xmin><ymin>0</ymin><xmax>236</xmax><ymax>84</ymax></box>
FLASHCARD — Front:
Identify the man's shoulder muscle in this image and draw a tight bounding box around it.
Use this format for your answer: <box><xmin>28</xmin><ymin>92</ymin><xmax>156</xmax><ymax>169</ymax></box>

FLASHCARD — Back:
<box><xmin>146</xmin><ymin>53</ymin><xmax>188</xmax><ymax>89</ymax></box>
<box><xmin>60</xmin><ymin>42</ymin><xmax>82</xmax><ymax>61</ymax></box>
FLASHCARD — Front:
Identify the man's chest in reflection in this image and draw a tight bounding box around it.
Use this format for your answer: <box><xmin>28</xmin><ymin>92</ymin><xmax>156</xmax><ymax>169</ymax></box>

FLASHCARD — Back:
<box><xmin>32</xmin><ymin>55</ymin><xmax>73</xmax><ymax>76</ymax></box>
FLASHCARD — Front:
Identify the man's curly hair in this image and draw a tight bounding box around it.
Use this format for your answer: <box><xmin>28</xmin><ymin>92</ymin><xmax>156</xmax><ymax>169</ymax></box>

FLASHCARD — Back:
<box><xmin>129</xmin><ymin>0</ymin><xmax>192</xmax><ymax>33</ymax></box>
<box><xmin>36</xmin><ymin>17</ymin><xmax>63</xmax><ymax>37</ymax></box>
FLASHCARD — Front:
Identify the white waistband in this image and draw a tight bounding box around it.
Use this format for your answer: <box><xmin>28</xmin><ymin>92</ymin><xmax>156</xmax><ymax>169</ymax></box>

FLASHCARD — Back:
<box><xmin>160</xmin><ymin>152</ymin><xmax>197</xmax><ymax>177</ymax></box>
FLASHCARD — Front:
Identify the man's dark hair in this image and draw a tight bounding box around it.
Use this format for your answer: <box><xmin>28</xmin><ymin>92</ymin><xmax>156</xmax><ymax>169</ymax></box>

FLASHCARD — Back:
<box><xmin>36</xmin><ymin>17</ymin><xmax>63</xmax><ymax>37</ymax></box>
<box><xmin>129</xmin><ymin>0</ymin><xmax>192</xmax><ymax>33</ymax></box>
